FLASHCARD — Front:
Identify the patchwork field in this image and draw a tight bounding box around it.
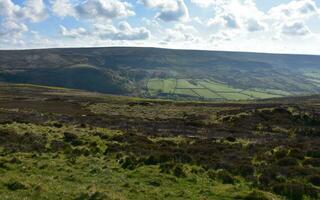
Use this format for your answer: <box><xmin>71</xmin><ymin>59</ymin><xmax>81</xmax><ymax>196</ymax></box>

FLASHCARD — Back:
<box><xmin>147</xmin><ymin>78</ymin><xmax>287</xmax><ymax>100</ymax></box>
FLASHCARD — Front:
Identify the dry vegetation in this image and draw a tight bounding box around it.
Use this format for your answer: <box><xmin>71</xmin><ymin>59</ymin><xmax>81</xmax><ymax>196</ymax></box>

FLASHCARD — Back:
<box><xmin>0</xmin><ymin>83</ymin><xmax>319</xmax><ymax>200</ymax></box>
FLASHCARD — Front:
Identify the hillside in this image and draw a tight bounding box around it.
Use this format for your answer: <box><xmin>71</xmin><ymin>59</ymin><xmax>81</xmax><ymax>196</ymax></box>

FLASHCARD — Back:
<box><xmin>1</xmin><ymin>47</ymin><xmax>320</xmax><ymax>100</ymax></box>
<box><xmin>0</xmin><ymin>83</ymin><xmax>319</xmax><ymax>199</ymax></box>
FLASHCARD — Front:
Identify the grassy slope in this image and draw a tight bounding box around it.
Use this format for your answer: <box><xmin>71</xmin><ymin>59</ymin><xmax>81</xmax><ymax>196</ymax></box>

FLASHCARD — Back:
<box><xmin>0</xmin><ymin>84</ymin><xmax>320</xmax><ymax>199</ymax></box>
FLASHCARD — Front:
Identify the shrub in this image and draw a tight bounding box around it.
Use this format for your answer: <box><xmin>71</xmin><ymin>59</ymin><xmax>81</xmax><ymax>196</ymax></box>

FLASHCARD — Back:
<box><xmin>273</xmin><ymin>149</ymin><xmax>288</xmax><ymax>160</ymax></box>
<box><xmin>239</xmin><ymin>190</ymin><xmax>272</xmax><ymax>200</ymax></box>
<box><xmin>273</xmin><ymin>182</ymin><xmax>319</xmax><ymax>200</ymax></box>
<box><xmin>216</xmin><ymin>170</ymin><xmax>234</xmax><ymax>184</ymax></box>
<box><xmin>307</xmin><ymin>150</ymin><xmax>320</xmax><ymax>158</ymax></box>
<box><xmin>303</xmin><ymin>158</ymin><xmax>320</xmax><ymax>167</ymax></box>
<box><xmin>225</xmin><ymin>136</ymin><xmax>236</xmax><ymax>142</ymax></box>
<box><xmin>119</xmin><ymin>156</ymin><xmax>138</xmax><ymax>170</ymax></box>
<box><xmin>308</xmin><ymin>175</ymin><xmax>320</xmax><ymax>186</ymax></box>
<box><xmin>277</xmin><ymin>157</ymin><xmax>298</xmax><ymax>166</ymax></box>
<box><xmin>75</xmin><ymin>191</ymin><xmax>109</xmax><ymax>200</ymax></box>
<box><xmin>237</xmin><ymin>164</ymin><xmax>254</xmax><ymax>177</ymax></box>
<box><xmin>159</xmin><ymin>163</ymin><xmax>186</xmax><ymax>178</ymax></box>
<box><xmin>159</xmin><ymin>163</ymin><xmax>174</xmax><ymax>174</ymax></box>
<box><xmin>5</xmin><ymin>180</ymin><xmax>27</xmax><ymax>191</ymax></box>
<box><xmin>64</xmin><ymin>132</ymin><xmax>83</xmax><ymax>146</ymax></box>
<box><xmin>143</xmin><ymin>155</ymin><xmax>158</xmax><ymax>165</ymax></box>
<box><xmin>173</xmin><ymin>165</ymin><xmax>186</xmax><ymax>178</ymax></box>
<box><xmin>50</xmin><ymin>140</ymin><xmax>70</xmax><ymax>152</ymax></box>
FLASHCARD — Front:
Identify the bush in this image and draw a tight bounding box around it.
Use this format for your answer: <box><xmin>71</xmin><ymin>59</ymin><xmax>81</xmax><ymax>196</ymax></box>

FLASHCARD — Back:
<box><xmin>277</xmin><ymin>157</ymin><xmax>298</xmax><ymax>166</ymax></box>
<box><xmin>273</xmin><ymin>149</ymin><xmax>288</xmax><ymax>159</ymax></box>
<box><xmin>5</xmin><ymin>180</ymin><xmax>27</xmax><ymax>191</ymax></box>
<box><xmin>64</xmin><ymin>132</ymin><xmax>83</xmax><ymax>146</ymax></box>
<box><xmin>159</xmin><ymin>163</ymin><xmax>174</xmax><ymax>174</ymax></box>
<box><xmin>239</xmin><ymin>190</ymin><xmax>272</xmax><ymax>200</ymax></box>
<box><xmin>225</xmin><ymin>136</ymin><xmax>236</xmax><ymax>142</ymax></box>
<box><xmin>50</xmin><ymin>140</ymin><xmax>70</xmax><ymax>152</ymax></box>
<box><xmin>273</xmin><ymin>182</ymin><xmax>319</xmax><ymax>200</ymax></box>
<box><xmin>308</xmin><ymin>175</ymin><xmax>320</xmax><ymax>186</ymax></box>
<box><xmin>216</xmin><ymin>170</ymin><xmax>234</xmax><ymax>184</ymax></box>
<box><xmin>143</xmin><ymin>155</ymin><xmax>158</xmax><ymax>165</ymax></box>
<box><xmin>159</xmin><ymin>163</ymin><xmax>186</xmax><ymax>178</ymax></box>
<box><xmin>303</xmin><ymin>158</ymin><xmax>320</xmax><ymax>167</ymax></box>
<box><xmin>237</xmin><ymin>164</ymin><xmax>254</xmax><ymax>177</ymax></box>
<box><xmin>173</xmin><ymin>165</ymin><xmax>186</xmax><ymax>178</ymax></box>
<box><xmin>119</xmin><ymin>156</ymin><xmax>138</xmax><ymax>170</ymax></box>
<box><xmin>289</xmin><ymin>149</ymin><xmax>305</xmax><ymax>160</ymax></box>
<box><xmin>307</xmin><ymin>150</ymin><xmax>320</xmax><ymax>158</ymax></box>
<box><xmin>75</xmin><ymin>191</ymin><xmax>109</xmax><ymax>200</ymax></box>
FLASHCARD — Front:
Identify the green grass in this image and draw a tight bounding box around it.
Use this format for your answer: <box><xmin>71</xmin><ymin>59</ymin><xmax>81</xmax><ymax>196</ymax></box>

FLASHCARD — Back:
<box><xmin>174</xmin><ymin>89</ymin><xmax>199</xmax><ymax>97</ymax></box>
<box><xmin>241</xmin><ymin>90</ymin><xmax>281</xmax><ymax>99</ymax></box>
<box><xmin>0</xmin><ymin>122</ymin><xmax>283</xmax><ymax>200</ymax></box>
<box><xmin>147</xmin><ymin>79</ymin><xmax>163</xmax><ymax>95</ymax></box>
<box><xmin>176</xmin><ymin>80</ymin><xmax>198</xmax><ymax>89</ymax></box>
<box><xmin>193</xmin><ymin>89</ymin><xmax>223</xmax><ymax>99</ymax></box>
<box><xmin>198</xmin><ymin>80</ymin><xmax>242</xmax><ymax>93</ymax></box>
<box><xmin>162</xmin><ymin>79</ymin><xmax>176</xmax><ymax>93</ymax></box>
<box><xmin>218</xmin><ymin>93</ymin><xmax>253</xmax><ymax>100</ymax></box>
<box><xmin>147</xmin><ymin>78</ymin><xmax>291</xmax><ymax>101</ymax></box>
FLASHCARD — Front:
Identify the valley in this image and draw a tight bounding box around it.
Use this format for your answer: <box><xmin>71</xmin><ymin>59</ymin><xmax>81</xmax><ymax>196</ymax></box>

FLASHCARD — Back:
<box><xmin>1</xmin><ymin>47</ymin><xmax>320</xmax><ymax>101</ymax></box>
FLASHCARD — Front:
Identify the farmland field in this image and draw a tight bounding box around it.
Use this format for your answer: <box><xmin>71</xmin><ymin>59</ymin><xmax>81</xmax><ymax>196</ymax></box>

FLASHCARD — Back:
<box><xmin>147</xmin><ymin>78</ymin><xmax>285</xmax><ymax>100</ymax></box>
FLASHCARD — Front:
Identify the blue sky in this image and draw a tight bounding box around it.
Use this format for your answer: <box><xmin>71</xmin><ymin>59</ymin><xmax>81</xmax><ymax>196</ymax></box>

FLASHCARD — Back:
<box><xmin>0</xmin><ymin>0</ymin><xmax>320</xmax><ymax>54</ymax></box>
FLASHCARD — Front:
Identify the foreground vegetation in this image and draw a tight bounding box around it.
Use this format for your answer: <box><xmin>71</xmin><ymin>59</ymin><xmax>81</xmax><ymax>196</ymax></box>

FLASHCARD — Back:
<box><xmin>0</xmin><ymin>84</ymin><xmax>319</xmax><ymax>199</ymax></box>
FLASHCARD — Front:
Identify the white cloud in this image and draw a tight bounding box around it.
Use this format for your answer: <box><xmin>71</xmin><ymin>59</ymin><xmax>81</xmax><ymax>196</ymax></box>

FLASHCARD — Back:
<box><xmin>268</xmin><ymin>0</ymin><xmax>319</xmax><ymax>20</ymax></box>
<box><xmin>162</xmin><ymin>23</ymin><xmax>200</xmax><ymax>44</ymax></box>
<box><xmin>207</xmin><ymin>0</ymin><xmax>267</xmax><ymax>32</ymax></box>
<box><xmin>60</xmin><ymin>25</ymin><xmax>87</xmax><ymax>38</ymax></box>
<box><xmin>97</xmin><ymin>22</ymin><xmax>151</xmax><ymax>40</ymax></box>
<box><xmin>51</xmin><ymin>0</ymin><xmax>135</xmax><ymax>20</ymax></box>
<box><xmin>139</xmin><ymin>0</ymin><xmax>189</xmax><ymax>22</ymax></box>
<box><xmin>59</xmin><ymin>22</ymin><xmax>151</xmax><ymax>41</ymax></box>
<box><xmin>0</xmin><ymin>20</ymin><xmax>28</xmax><ymax>37</ymax></box>
<box><xmin>0</xmin><ymin>0</ymin><xmax>47</xmax><ymax>22</ymax></box>
<box><xmin>268</xmin><ymin>0</ymin><xmax>319</xmax><ymax>37</ymax></box>
<box><xmin>246</xmin><ymin>19</ymin><xmax>267</xmax><ymax>32</ymax></box>
<box><xmin>210</xmin><ymin>30</ymin><xmax>238</xmax><ymax>43</ymax></box>
<box><xmin>0</xmin><ymin>0</ymin><xmax>47</xmax><ymax>45</ymax></box>
<box><xmin>51</xmin><ymin>0</ymin><xmax>76</xmax><ymax>17</ymax></box>
<box><xmin>281</xmin><ymin>21</ymin><xmax>311</xmax><ymax>36</ymax></box>
<box><xmin>23</xmin><ymin>0</ymin><xmax>47</xmax><ymax>22</ymax></box>
<box><xmin>75</xmin><ymin>0</ymin><xmax>134</xmax><ymax>20</ymax></box>
<box><xmin>208</xmin><ymin>13</ymin><xmax>240</xmax><ymax>29</ymax></box>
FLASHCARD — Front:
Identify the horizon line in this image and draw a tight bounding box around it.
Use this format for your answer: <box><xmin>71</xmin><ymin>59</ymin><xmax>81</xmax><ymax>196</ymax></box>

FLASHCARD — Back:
<box><xmin>0</xmin><ymin>45</ymin><xmax>319</xmax><ymax>56</ymax></box>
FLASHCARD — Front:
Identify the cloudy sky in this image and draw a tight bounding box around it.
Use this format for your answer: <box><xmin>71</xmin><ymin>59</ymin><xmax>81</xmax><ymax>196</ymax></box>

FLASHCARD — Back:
<box><xmin>0</xmin><ymin>0</ymin><xmax>319</xmax><ymax>54</ymax></box>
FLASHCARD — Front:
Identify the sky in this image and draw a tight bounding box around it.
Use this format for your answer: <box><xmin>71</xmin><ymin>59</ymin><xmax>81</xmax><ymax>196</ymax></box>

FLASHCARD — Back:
<box><xmin>0</xmin><ymin>0</ymin><xmax>320</xmax><ymax>54</ymax></box>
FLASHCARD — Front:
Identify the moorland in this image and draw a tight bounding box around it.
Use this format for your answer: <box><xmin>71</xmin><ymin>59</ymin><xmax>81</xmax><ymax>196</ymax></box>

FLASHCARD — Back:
<box><xmin>0</xmin><ymin>83</ymin><xmax>319</xmax><ymax>200</ymax></box>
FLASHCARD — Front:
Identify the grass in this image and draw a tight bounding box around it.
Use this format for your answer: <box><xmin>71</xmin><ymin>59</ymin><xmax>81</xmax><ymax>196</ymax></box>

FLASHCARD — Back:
<box><xmin>176</xmin><ymin>79</ymin><xmax>198</xmax><ymax>89</ymax></box>
<box><xmin>218</xmin><ymin>93</ymin><xmax>253</xmax><ymax>100</ymax></box>
<box><xmin>174</xmin><ymin>89</ymin><xmax>199</xmax><ymax>97</ymax></box>
<box><xmin>0</xmin><ymin>121</ymin><xmax>283</xmax><ymax>200</ymax></box>
<box><xmin>241</xmin><ymin>90</ymin><xmax>281</xmax><ymax>99</ymax></box>
<box><xmin>147</xmin><ymin>78</ymin><xmax>287</xmax><ymax>101</ymax></box>
<box><xmin>0</xmin><ymin>83</ymin><xmax>319</xmax><ymax>200</ymax></box>
<box><xmin>193</xmin><ymin>89</ymin><xmax>223</xmax><ymax>99</ymax></box>
<box><xmin>198</xmin><ymin>80</ymin><xmax>242</xmax><ymax>93</ymax></box>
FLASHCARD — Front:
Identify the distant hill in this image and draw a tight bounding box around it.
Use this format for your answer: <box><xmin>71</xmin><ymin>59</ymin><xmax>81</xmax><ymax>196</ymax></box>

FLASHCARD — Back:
<box><xmin>0</xmin><ymin>47</ymin><xmax>320</xmax><ymax>100</ymax></box>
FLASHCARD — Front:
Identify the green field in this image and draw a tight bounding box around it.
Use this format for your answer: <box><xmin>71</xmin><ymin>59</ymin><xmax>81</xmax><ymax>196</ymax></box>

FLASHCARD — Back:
<box><xmin>147</xmin><ymin>78</ymin><xmax>285</xmax><ymax>100</ymax></box>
